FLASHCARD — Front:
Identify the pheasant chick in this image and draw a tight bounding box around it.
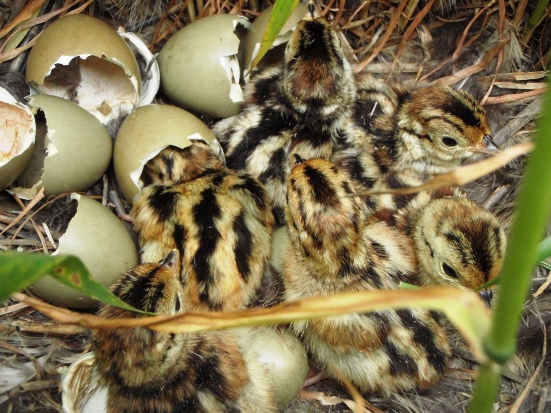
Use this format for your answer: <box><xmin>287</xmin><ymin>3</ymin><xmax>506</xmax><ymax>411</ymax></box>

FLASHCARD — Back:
<box><xmin>283</xmin><ymin>157</ymin><xmax>450</xmax><ymax>397</ymax></box>
<box><xmin>92</xmin><ymin>250</ymin><xmax>277</xmax><ymax>413</ymax></box>
<box><xmin>132</xmin><ymin>141</ymin><xmax>275</xmax><ymax>311</ymax></box>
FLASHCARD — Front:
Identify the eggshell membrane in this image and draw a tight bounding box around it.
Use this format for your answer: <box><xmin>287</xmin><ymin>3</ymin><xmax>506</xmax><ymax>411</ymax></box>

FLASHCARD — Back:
<box><xmin>12</xmin><ymin>94</ymin><xmax>112</xmax><ymax>197</ymax></box>
<box><xmin>113</xmin><ymin>104</ymin><xmax>218</xmax><ymax>204</ymax></box>
<box><xmin>30</xmin><ymin>194</ymin><xmax>138</xmax><ymax>308</ymax></box>
<box><xmin>26</xmin><ymin>14</ymin><xmax>141</xmax><ymax>124</ymax></box>
<box><xmin>242</xmin><ymin>2</ymin><xmax>310</xmax><ymax>77</ymax></box>
<box><xmin>242</xmin><ymin>327</ymin><xmax>308</xmax><ymax>407</ymax></box>
<box><xmin>158</xmin><ymin>14</ymin><xmax>250</xmax><ymax>118</ymax></box>
<box><xmin>0</xmin><ymin>87</ymin><xmax>35</xmax><ymax>190</ymax></box>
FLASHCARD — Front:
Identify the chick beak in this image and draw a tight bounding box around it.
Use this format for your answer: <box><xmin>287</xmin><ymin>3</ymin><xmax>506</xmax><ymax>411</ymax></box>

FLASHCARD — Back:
<box><xmin>306</xmin><ymin>0</ymin><xmax>319</xmax><ymax>19</ymax></box>
<box><xmin>479</xmin><ymin>289</ymin><xmax>493</xmax><ymax>308</ymax></box>
<box><xmin>160</xmin><ymin>249</ymin><xmax>179</xmax><ymax>269</ymax></box>
<box><xmin>483</xmin><ymin>135</ymin><xmax>499</xmax><ymax>151</ymax></box>
<box><xmin>471</xmin><ymin>135</ymin><xmax>499</xmax><ymax>155</ymax></box>
<box><xmin>293</xmin><ymin>153</ymin><xmax>305</xmax><ymax>165</ymax></box>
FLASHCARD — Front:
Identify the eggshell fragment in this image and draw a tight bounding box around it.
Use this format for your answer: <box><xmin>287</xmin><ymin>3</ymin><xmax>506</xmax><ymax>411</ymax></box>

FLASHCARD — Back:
<box><xmin>0</xmin><ymin>87</ymin><xmax>35</xmax><ymax>190</ymax></box>
<box><xmin>113</xmin><ymin>104</ymin><xmax>219</xmax><ymax>204</ymax></box>
<box><xmin>30</xmin><ymin>194</ymin><xmax>138</xmax><ymax>308</ymax></box>
<box><xmin>11</xmin><ymin>94</ymin><xmax>112</xmax><ymax>198</ymax></box>
<box><xmin>158</xmin><ymin>14</ymin><xmax>250</xmax><ymax>118</ymax></box>
<box><xmin>26</xmin><ymin>14</ymin><xmax>141</xmax><ymax>125</ymax></box>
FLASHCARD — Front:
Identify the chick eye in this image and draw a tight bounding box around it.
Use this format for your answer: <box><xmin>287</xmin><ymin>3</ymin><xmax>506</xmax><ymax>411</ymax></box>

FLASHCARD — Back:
<box><xmin>442</xmin><ymin>136</ymin><xmax>458</xmax><ymax>147</ymax></box>
<box><xmin>442</xmin><ymin>263</ymin><xmax>458</xmax><ymax>279</ymax></box>
<box><xmin>174</xmin><ymin>297</ymin><xmax>181</xmax><ymax>313</ymax></box>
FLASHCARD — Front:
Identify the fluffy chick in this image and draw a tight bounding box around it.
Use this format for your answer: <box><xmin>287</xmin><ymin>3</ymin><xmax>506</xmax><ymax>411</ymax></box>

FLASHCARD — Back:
<box><xmin>283</xmin><ymin>157</ymin><xmax>450</xmax><ymax>397</ymax></box>
<box><xmin>334</xmin><ymin>84</ymin><xmax>498</xmax><ymax>196</ymax></box>
<box><xmin>368</xmin><ymin>170</ymin><xmax>506</xmax><ymax>302</ymax></box>
<box><xmin>214</xmin><ymin>17</ymin><xmax>371</xmax><ymax>226</ymax></box>
<box><xmin>92</xmin><ymin>250</ymin><xmax>277</xmax><ymax>413</ymax></box>
<box><xmin>132</xmin><ymin>141</ymin><xmax>275</xmax><ymax>311</ymax></box>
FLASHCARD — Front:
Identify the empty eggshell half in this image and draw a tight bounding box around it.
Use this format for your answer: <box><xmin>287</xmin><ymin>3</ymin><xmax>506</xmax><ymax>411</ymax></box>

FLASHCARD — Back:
<box><xmin>113</xmin><ymin>104</ymin><xmax>219</xmax><ymax>204</ymax></box>
<box><xmin>25</xmin><ymin>14</ymin><xmax>141</xmax><ymax>125</ymax></box>
<box><xmin>30</xmin><ymin>193</ymin><xmax>138</xmax><ymax>308</ymax></box>
<box><xmin>158</xmin><ymin>14</ymin><xmax>250</xmax><ymax>118</ymax></box>
<box><xmin>11</xmin><ymin>94</ymin><xmax>112</xmax><ymax>198</ymax></box>
<box><xmin>242</xmin><ymin>2</ymin><xmax>310</xmax><ymax>78</ymax></box>
<box><xmin>0</xmin><ymin>86</ymin><xmax>35</xmax><ymax>190</ymax></box>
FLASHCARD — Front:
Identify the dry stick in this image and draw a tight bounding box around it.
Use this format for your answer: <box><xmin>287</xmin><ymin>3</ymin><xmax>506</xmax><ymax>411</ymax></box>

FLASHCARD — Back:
<box><xmin>393</xmin><ymin>0</ymin><xmax>435</xmax><ymax>69</ymax></box>
<box><xmin>508</xmin><ymin>309</ymin><xmax>547</xmax><ymax>413</ymax></box>
<box><xmin>352</xmin><ymin>142</ymin><xmax>533</xmax><ymax>198</ymax></box>
<box><xmin>332</xmin><ymin>0</ymin><xmax>347</xmax><ymax>28</ymax></box>
<box><xmin>0</xmin><ymin>340</ymin><xmax>44</xmax><ymax>381</ymax></box>
<box><xmin>419</xmin><ymin>1</ymin><xmax>497</xmax><ymax>82</ymax></box>
<box><xmin>514</xmin><ymin>0</ymin><xmax>530</xmax><ymax>26</ymax></box>
<box><xmin>354</xmin><ymin>0</ymin><xmax>409</xmax><ymax>73</ymax></box>
<box><xmin>0</xmin><ymin>0</ymin><xmax>45</xmax><ymax>39</ymax></box>
<box><xmin>433</xmin><ymin>41</ymin><xmax>507</xmax><ymax>86</ymax></box>
<box><xmin>0</xmin><ymin>189</ymin><xmax>44</xmax><ymax>237</ymax></box>
<box><xmin>0</xmin><ymin>0</ymin><xmax>94</xmax><ymax>63</ymax></box>
<box><xmin>484</xmin><ymin>88</ymin><xmax>547</xmax><ymax>105</ymax></box>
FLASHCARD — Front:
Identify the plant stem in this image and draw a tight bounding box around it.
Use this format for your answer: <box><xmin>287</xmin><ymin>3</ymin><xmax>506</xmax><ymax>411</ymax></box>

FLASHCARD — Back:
<box><xmin>485</xmin><ymin>77</ymin><xmax>551</xmax><ymax>363</ymax></box>
<box><xmin>468</xmin><ymin>362</ymin><xmax>502</xmax><ymax>413</ymax></box>
<box><xmin>528</xmin><ymin>0</ymin><xmax>550</xmax><ymax>29</ymax></box>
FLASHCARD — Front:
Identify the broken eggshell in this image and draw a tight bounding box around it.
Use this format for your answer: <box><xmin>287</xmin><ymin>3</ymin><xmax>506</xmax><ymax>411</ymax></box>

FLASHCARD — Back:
<box><xmin>11</xmin><ymin>94</ymin><xmax>112</xmax><ymax>198</ymax></box>
<box><xmin>158</xmin><ymin>14</ymin><xmax>250</xmax><ymax>118</ymax></box>
<box><xmin>242</xmin><ymin>2</ymin><xmax>310</xmax><ymax>79</ymax></box>
<box><xmin>113</xmin><ymin>104</ymin><xmax>220</xmax><ymax>204</ymax></box>
<box><xmin>25</xmin><ymin>14</ymin><xmax>141</xmax><ymax>125</ymax></box>
<box><xmin>0</xmin><ymin>86</ymin><xmax>35</xmax><ymax>190</ymax></box>
<box><xmin>30</xmin><ymin>193</ymin><xmax>138</xmax><ymax>308</ymax></box>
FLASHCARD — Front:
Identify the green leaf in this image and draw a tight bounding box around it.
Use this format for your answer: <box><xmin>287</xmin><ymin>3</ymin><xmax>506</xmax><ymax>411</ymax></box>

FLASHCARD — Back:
<box><xmin>535</xmin><ymin>235</ymin><xmax>551</xmax><ymax>263</ymax></box>
<box><xmin>0</xmin><ymin>252</ymin><xmax>148</xmax><ymax>314</ymax></box>
<box><xmin>250</xmin><ymin>0</ymin><xmax>300</xmax><ymax>69</ymax></box>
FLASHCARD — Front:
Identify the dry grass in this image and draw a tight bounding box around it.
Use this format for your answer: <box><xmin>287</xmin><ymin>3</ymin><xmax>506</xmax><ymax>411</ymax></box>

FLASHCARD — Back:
<box><xmin>0</xmin><ymin>0</ymin><xmax>550</xmax><ymax>411</ymax></box>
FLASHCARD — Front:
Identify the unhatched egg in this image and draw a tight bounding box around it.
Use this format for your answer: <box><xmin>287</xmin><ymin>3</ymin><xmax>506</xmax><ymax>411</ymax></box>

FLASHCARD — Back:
<box><xmin>242</xmin><ymin>327</ymin><xmax>308</xmax><ymax>407</ymax></box>
<box><xmin>30</xmin><ymin>193</ymin><xmax>138</xmax><ymax>308</ymax></box>
<box><xmin>158</xmin><ymin>14</ymin><xmax>250</xmax><ymax>118</ymax></box>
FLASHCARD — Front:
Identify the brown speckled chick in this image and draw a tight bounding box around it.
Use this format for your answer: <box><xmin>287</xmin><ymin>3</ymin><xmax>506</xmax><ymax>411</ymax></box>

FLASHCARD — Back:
<box><xmin>367</xmin><ymin>170</ymin><xmax>506</xmax><ymax>304</ymax></box>
<box><xmin>214</xmin><ymin>16</ymin><xmax>377</xmax><ymax>226</ymax></box>
<box><xmin>92</xmin><ymin>250</ymin><xmax>277</xmax><ymax>413</ymax></box>
<box><xmin>282</xmin><ymin>157</ymin><xmax>450</xmax><ymax>397</ymax></box>
<box><xmin>334</xmin><ymin>84</ymin><xmax>499</xmax><ymax>197</ymax></box>
<box><xmin>132</xmin><ymin>141</ymin><xmax>276</xmax><ymax>311</ymax></box>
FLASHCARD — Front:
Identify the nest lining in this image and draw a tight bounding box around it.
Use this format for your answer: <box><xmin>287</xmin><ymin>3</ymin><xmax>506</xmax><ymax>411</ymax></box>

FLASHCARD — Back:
<box><xmin>0</xmin><ymin>0</ymin><xmax>550</xmax><ymax>412</ymax></box>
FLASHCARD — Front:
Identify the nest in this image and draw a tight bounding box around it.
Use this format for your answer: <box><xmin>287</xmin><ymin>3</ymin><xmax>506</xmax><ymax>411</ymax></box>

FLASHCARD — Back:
<box><xmin>0</xmin><ymin>0</ymin><xmax>550</xmax><ymax>412</ymax></box>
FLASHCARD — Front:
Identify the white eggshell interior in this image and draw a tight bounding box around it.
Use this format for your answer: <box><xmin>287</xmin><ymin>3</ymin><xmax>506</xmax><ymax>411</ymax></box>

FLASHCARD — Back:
<box><xmin>0</xmin><ymin>87</ymin><xmax>36</xmax><ymax>190</ymax></box>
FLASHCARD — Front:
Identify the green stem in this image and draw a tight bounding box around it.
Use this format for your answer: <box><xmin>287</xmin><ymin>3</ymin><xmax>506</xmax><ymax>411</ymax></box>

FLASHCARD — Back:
<box><xmin>528</xmin><ymin>0</ymin><xmax>550</xmax><ymax>29</ymax></box>
<box><xmin>485</xmin><ymin>77</ymin><xmax>551</xmax><ymax>364</ymax></box>
<box><xmin>468</xmin><ymin>362</ymin><xmax>502</xmax><ymax>413</ymax></box>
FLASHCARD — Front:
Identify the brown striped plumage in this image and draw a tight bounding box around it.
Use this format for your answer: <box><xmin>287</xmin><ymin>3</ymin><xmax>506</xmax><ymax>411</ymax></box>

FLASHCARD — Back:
<box><xmin>365</xmin><ymin>170</ymin><xmax>506</xmax><ymax>302</ymax></box>
<box><xmin>282</xmin><ymin>157</ymin><xmax>450</xmax><ymax>396</ymax></box>
<box><xmin>92</xmin><ymin>251</ymin><xmax>277</xmax><ymax>413</ymax></box>
<box><xmin>132</xmin><ymin>142</ymin><xmax>275</xmax><ymax>311</ymax></box>
<box><xmin>334</xmin><ymin>84</ymin><xmax>498</xmax><ymax>200</ymax></box>
<box><xmin>213</xmin><ymin>17</ymin><xmax>373</xmax><ymax>226</ymax></box>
